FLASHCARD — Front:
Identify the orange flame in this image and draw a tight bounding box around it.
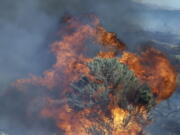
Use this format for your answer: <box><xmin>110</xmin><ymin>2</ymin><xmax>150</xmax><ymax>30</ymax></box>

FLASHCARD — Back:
<box><xmin>14</xmin><ymin>15</ymin><xmax>177</xmax><ymax>135</ymax></box>
<box><xmin>15</xmin><ymin>15</ymin><xmax>125</xmax><ymax>90</ymax></box>
<box><xmin>119</xmin><ymin>47</ymin><xmax>177</xmax><ymax>101</ymax></box>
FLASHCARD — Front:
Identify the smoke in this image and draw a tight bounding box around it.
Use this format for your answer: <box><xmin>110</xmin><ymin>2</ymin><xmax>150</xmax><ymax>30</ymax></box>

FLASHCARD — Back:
<box><xmin>133</xmin><ymin>0</ymin><xmax>180</xmax><ymax>10</ymax></box>
<box><xmin>0</xmin><ymin>0</ymin><xmax>57</xmax><ymax>91</ymax></box>
<box><xmin>0</xmin><ymin>0</ymin><xmax>142</xmax><ymax>91</ymax></box>
<box><xmin>0</xmin><ymin>0</ymin><xmax>59</xmax><ymax>134</ymax></box>
<box><xmin>0</xmin><ymin>0</ymin><xmax>180</xmax><ymax>135</ymax></box>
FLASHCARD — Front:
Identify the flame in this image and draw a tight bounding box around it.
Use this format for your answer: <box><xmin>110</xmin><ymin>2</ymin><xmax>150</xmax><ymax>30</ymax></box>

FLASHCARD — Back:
<box><xmin>15</xmin><ymin>15</ymin><xmax>125</xmax><ymax>90</ymax></box>
<box><xmin>96</xmin><ymin>26</ymin><xmax>126</xmax><ymax>51</ymax></box>
<box><xmin>119</xmin><ymin>47</ymin><xmax>177</xmax><ymax>101</ymax></box>
<box><xmin>14</xmin><ymin>15</ymin><xmax>177</xmax><ymax>135</ymax></box>
<box><xmin>41</xmin><ymin>105</ymin><xmax>146</xmax><ymax>135</ymax></box>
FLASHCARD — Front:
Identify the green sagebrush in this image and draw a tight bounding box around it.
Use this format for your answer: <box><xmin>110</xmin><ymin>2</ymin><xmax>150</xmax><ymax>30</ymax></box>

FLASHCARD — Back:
<box><xmin>67</xmin><ymin>58</ymin><xmax>155</xmax><ymax>112</ymax></box>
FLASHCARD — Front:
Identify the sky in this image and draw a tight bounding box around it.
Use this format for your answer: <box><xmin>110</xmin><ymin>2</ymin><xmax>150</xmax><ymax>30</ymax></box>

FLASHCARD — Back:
<box><xmin>130</xmin><ymin>0</ymin><xmax>180</xmax><ymax>36</ymax></box>
<box><xmin>133</xmin><ymin>0</ymin><xmax>180</xmax><ymax>10</ymax></box>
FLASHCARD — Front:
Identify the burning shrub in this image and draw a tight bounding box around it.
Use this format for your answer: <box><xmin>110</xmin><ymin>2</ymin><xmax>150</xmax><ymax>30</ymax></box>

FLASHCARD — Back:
<box><xmin>67</xmin><ymin>58</ymin><xmax>156</xmax><ymax>134</ymax></box>
<box><xmin>14</xmin><ymin>15</ymin><xmax>177</xmax><ymax>135</ymax></box>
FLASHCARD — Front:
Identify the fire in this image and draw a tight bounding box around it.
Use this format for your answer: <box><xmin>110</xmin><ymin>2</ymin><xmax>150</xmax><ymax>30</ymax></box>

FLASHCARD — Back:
<box><xmin>119</xmin><ymin>48</ymin><xmax>177</xmax><ymax>101</ymax></box>
<box><xmin>15</xmin><ymin>15</ymin><xmax>125</xmax><ymax>90</ymax></box>
<box><xmin>14</xmin><ymin>15</ymin><xmax>177</xmax><ymax>135</ymax></box>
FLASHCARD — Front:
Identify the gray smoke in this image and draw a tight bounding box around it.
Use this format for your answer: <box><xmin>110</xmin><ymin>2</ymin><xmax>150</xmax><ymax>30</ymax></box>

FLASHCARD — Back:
<box><xmin>0</xmin><ymin>0</ymin><xmax>180</xmax><ymax>135</ymax></box>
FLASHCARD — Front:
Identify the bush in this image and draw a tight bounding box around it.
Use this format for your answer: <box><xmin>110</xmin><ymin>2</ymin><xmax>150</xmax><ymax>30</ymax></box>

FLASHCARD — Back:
<box><xmin>67</xmin><ymin>58</ymin><xmax>155</xmax><ymax>112</ymax></box>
